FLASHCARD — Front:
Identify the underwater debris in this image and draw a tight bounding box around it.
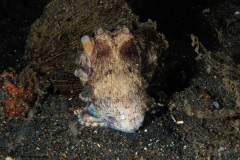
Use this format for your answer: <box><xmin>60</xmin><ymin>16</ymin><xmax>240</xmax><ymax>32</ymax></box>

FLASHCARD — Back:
<box><xmin>0</xmin><ymin>67</ymin><xmax>49</xmax><ymax>119</ymax></box>
<box><xmin>190</xmin><ymin>34</ymin><xmax>240</xmax><ymax>118</ymax></box>
<box><xmin>1</xmin><ymin>71</ymin><xmax>35</xmax><ymax>118</ymax></box>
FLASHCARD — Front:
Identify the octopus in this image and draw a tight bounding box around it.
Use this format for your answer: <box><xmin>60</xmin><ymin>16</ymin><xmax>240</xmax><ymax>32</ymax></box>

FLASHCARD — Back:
<box><xmin>74</xmin><ymin>27</ymin><xmax>147</xmax><ymax>133</ymax></box>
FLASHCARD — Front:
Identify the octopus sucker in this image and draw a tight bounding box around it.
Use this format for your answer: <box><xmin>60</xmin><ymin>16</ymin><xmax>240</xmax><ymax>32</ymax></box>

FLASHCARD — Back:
<box><xmin>74</xmin><ymin>103</ymin><xmax>107</xmax><ymax>127</ymax></box>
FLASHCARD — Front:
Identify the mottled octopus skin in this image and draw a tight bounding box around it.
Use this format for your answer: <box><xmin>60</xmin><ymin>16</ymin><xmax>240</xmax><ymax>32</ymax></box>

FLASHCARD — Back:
<box><xmin>75</xmin><ymin>27</ymin><xmax>146</xmax><ymax>133</ymax></box>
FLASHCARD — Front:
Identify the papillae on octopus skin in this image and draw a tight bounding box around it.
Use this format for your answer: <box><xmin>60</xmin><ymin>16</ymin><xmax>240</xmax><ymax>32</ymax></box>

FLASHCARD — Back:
<box><xmin>74</xmin><ymin>27</ymin><xmax>149</xmax><ymax>133</ymax></box>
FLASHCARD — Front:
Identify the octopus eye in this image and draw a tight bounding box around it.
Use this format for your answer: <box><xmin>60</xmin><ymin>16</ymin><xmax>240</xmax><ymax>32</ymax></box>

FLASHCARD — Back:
<box><xmin>91</xmin><ymin>32</ymin><xmax>95</xmax><ymax>38</ymax></box>
<box><xmin>93</xmin><ymin>27</ymin><xmax>104</xmax><ymax>36</ymax></box>
<box><xmin>122</xmin><ymin>27</ymin><xmax>130</xmax><ymax>34</ymax></box>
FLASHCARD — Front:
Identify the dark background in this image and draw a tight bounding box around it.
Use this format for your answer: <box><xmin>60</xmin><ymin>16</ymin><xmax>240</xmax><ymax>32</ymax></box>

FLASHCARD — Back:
<box><xmin>0</xmin><ymin>0</ymin><xmax>50</xmax><ymax>72</ymax></box>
